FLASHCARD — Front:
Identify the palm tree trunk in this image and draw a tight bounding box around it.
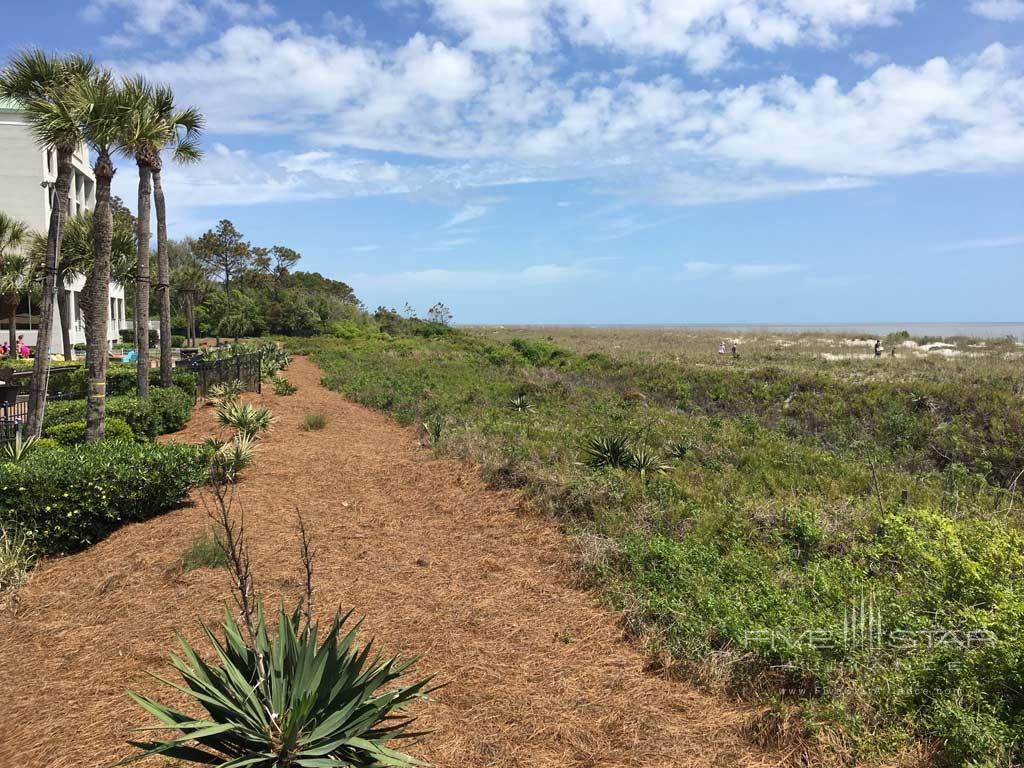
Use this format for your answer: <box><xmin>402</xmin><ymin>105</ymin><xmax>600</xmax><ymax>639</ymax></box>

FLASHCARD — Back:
<box><xmin>7</xmin><ymin>302</ymin><xmax>16</xmax><ymax>361</ymax></box>
<box><xmin>184</xmin><ymin>291</ymin><xmax>195</xmax><ymax>346</ymax></box>
<box><xmin>57</xmin><ymin>281</ymin><xmax>73</xmax><ymax>360</ymax></box>
<box><xmin>24</xmin><ymin>147</ymin><xmax>72</xmax><ymax>438</ymax></box>
<box><xmin>153</xmin><ymin>167</ymin><xmax>172</xmax><ymax>387</ymax></box>
<box><xmin>134</xmin><ymin>160</ymin><xmax>152</xmax><ymax>399</ymax></box>
<box><xmin>85</xmin><ymin>151</ymin><xmax>114</xmax><ymax>442</ymax></box>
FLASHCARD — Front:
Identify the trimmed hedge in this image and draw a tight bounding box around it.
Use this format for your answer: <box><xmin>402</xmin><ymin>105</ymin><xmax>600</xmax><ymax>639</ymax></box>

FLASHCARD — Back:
<box><xmin>60</xmin><ymin>364</ymin><xmax>198</xmax><ymax>399</ymax></box>
<box><xmin>44</xmin><ymin>417</ymin><xmax>134</xmax><ymax>445</ymax></box>
<box><xmin>43</xmin><ymin>385</ymin><xmax>194</xmax><ymax>439</ymax></box>
<box><xmin>1</xmin><ymin>441</ymin><xmax>206</xmax><ymax>554</ymax></box>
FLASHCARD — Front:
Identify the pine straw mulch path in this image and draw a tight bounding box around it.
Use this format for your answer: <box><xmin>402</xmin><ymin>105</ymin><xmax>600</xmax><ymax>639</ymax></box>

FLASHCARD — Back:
<box><xmin>0</xmin><ymin>356</ymin><xmax>780</xmax><ymax>768</ymax></box>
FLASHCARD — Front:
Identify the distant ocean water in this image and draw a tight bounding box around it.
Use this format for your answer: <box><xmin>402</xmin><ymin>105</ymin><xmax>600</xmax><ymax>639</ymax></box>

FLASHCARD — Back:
<box><xmin>535</xmin><ymin>323</ymin><xmax>1024</xmax><ymax>340</ymax></box>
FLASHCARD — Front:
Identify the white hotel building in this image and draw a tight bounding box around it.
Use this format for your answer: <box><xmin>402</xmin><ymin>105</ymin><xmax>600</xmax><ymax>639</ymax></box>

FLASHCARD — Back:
<box><xmin>0</xmin><ymin>97</ymin><xmax>126</xmax><ymax>353</ymax></box>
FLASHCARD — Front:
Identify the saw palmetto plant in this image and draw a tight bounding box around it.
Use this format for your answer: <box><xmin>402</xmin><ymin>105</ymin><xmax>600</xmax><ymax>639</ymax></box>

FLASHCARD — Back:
<box><xmin>207</xmin><ymin>379</ymin><xmax>244</xmax><ymax>408</ymax></box>
<box><xmin>215</xmin><ymin>401</ymin><xmax>275</xmax><ymax>440</ymax></box>
<box><xmin>204</xmin><ymin>433</ymin><xmax>257</xmax><ymax>484</ymax></box>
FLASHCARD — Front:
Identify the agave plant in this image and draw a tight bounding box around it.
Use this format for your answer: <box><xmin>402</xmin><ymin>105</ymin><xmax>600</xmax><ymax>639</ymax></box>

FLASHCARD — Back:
<box><xmin>1</xmin><ymin>431</ymin><xmax>37</xmax><ymax>462</ymax></box>
<box><xmin>119</xmin><ymin>604</ymin><xmax>433</xmax><ymax>767</ymax></box>
<box><xmin>581</xmin><ymin>434</ymin><xmax>632</xmax><ymax>469</ymax></box>
<box><xmin>216</xmin><ymin>401</ymin><xmax>275</xmax><ymax>440</ymax></box>
<box><xmin>207</xmin><ymin>379</ymin><xmax>244</xmax><ymax>408</ymax></box>
<box><xmin>627</xmin><ymin>445</ymin><xmax>671</xmax><ymax>482</ymax></box>
<box><xmin>507</xmin><ymin>395</ymin><xmax>533</xmax><ymax>412</ymax></box>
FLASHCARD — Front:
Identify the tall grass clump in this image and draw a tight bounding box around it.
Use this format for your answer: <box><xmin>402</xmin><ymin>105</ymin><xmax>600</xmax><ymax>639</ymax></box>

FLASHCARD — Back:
<box><xmin>301</xmin><ymin>411</ymin><xmax>327</xmax><ymax>431</ymax></box>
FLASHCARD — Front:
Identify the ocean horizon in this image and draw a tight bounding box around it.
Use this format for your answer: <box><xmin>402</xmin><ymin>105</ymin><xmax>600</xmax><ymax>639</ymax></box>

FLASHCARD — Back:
<box><xmin>473</xmin><ymin>322</ymin><xmax>1024</xmax><ymax>340</ymax></box>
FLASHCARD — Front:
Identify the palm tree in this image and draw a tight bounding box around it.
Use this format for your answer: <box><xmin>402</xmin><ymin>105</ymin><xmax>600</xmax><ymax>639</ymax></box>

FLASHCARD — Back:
<box><xmin>122</xmin><ymin>78</ymin><xmax>203</xmax><ymax>392</ymax></box>
<box><xmin>149</xmin><ymin>84</ymin><xmax>202</xmax><ymax>384</ymax></box>
<box><xmin>0</xmin><ymin>50</ymin><xmax>95</xmax><ymax>437</ymax></box>
<box><xmin>28</xmin><ymin>211</ymin><xmax>136</xmax><ymax>356</ymax></box>
<box><xmin>172</xmin><ymin>259</ymin><xmax>208</xmax><ymax>346</ymax></box>
<box><xmin>76</xmin><ymin>68</ymin><xmax>132</xmax><ymax>442</ymax></box>
<box><xmin>0</xmin><ymin>212</ymin><xmax>32</xmax><ymax>358</ymax></box>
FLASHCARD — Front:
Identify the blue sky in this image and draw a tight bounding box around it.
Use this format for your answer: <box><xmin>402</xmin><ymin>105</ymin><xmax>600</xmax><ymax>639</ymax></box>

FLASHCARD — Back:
<box><xmin>3</xmin><ymin>0</ymin><xmax>1023</xmax><ymax>323</ymax></box>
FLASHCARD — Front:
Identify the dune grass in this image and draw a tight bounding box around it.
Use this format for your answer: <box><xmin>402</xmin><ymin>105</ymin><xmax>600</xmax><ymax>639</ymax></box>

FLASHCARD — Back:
<box><xmin>287</xmin><ymin>323</ymin><xmax>1024</xmax><ymax>766</ymax></box>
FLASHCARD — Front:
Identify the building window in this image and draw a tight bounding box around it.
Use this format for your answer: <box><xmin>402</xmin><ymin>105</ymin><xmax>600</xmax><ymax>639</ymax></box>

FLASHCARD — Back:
<box><xmin>73</xmin><ymin>292</ymin><xmax>82</xmax><ymax>327</ymax></box>
<box><xmin>110</xmin><ymin>297</ymin><xmax>116</xmax><ymax>321</ymax></box>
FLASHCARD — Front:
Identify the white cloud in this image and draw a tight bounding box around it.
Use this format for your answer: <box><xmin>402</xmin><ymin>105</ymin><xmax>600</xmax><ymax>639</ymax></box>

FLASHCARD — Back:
<box><xmin>852</xmin><ymin>50</ymin><xmax>887</xmax><ymax>68</ymax></box>
<box><xmin>932</xmin><ymin>234</ymin><xmax>1024</xmax><ymax>252</ymax></box>
<box><xmin>82</xmin><ymin>0</ymin><xmax>274</xmax><ymax>43</ymax></box>
<box><xmin>970</xmin><ymin>0</ymin><xmax>1024</xmax><ymax>21</ymax></box>
<box><xmin>420</xmin><ymin>0</ymin><xmax>916</xmax><ymax>71</ymax></box>
<box><xmin>116</xmin><ymin>20</ymin><xmax>1024</xmax><ymax>209</ymax></box>
<box><xmin>351</xmin><ymin>244</ymin><xmax>380</xmax><ymax>253</ymax></box>
<box><xmin>699</xmin><ymin>44</ymin><xmax>1024</xmax><ymax>176</ymax></box>
<box><xmin>443</xmin><ymin>204</ymin><xmax>490</xmax><ymax>228</ymax></box>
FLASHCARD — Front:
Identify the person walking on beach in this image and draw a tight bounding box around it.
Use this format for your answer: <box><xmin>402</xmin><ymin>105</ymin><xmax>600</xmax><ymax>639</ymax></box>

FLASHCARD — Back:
<box><xmin>874</xmin><ymin>340</ymin><xmax>883</xmax><ymax>358</ymax></box>
<box><xmin>732</xmin><ymin>343</ymin><xmax>738</xmax><ymax>358</ymax></box>
<box><xmin>717</xmin><ymin>341</ymin><xmax>726</xmax><ymax>355</ymax></box>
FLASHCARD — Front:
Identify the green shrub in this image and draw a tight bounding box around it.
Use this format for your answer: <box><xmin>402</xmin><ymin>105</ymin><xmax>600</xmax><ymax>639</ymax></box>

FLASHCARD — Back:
<box><xmin>43</xmin><ymin>385</ymin><xmax>195</xmax><ymax>440</ymax></box>
<box><xmin>272</xmin><ymin>375</ymin><xmax>297</xmax><ymax>395</ymax></box>
<box><xmin>1</xmin><ymin>441</ymin><xmax>206</xmax><ymax>554</ymax></box>
<box><xmin>43</xmin><ymin>417</ymin><xmax>134</xmax><ymax>445</ymax></box>
<box><xmin>150</xmin><ymin>386</ymin><xmax>194</xmax><ymax>433</ymax></box>
<box><xmin>182</xmin><ymin>529</ymin><xmax>227</xmax><ymax>571</ymax></box>
<box><xmin>510</xmin><ymin>337</ymin><xmax>567</xmax><ymax>366</ymax></box>
<box><xmin>170</xmin><ymin>334</ymin><xmax>186</xmax><ymax>347</ymax></box>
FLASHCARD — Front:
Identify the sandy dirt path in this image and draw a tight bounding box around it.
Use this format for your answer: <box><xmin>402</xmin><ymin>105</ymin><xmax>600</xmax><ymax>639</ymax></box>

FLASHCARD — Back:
<box><xmin>0</xmin><ymin>356</ymin><xmax>777</xmax><ymax>767</ymax></box>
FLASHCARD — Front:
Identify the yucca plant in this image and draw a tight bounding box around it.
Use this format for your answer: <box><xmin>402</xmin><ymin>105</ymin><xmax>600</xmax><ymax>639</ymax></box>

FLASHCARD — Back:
<box><xmin>581</xmin><ymin>434</ymin><xmax>631</xmax><ymax>469</ymax></box>
<box><xmin>2</xmin><ymin>431</ymin><xmax>37</xmax><ymax>462</ymax></box>
<box><xmin>421</xmin><ymin>417</ymin><xmax>443</xmax><ymax>447</ymax></box>
<box><xmin>627</xmin><ymin>445</ymin><xmax>671</xmax><ymax>482</ymax></box>
<box><xmin>666</xmin><ymin>440</ymin><xmax>689</xmax><ymax>462</ymax></box>
<box><xmin>119</xmin><ymin>604</ymin><xmax>433</xmax><ymax>767</ymax></box>
<box><xmin>121</xmin><ymin>477</ymin><xmax>435</xmax><ymax>768</ymax></box>
<box><xmin>272</xmin><ymin>375</ymin><xmax>297</xmax><ymax>396</ymax></box>
<box><xmin>207</xmin><ymin>379</ymin><xmax>244</xmax><ymax>408</ymax></box>
<box><xmin>216</xmin><ymin>401</ymin><xmax>274</xmax><ymax>440</ymax></box>
<box><xmin>507</xmin><ymin>395</ymin><xmax>533</xmax><ymax>412</ymax></box>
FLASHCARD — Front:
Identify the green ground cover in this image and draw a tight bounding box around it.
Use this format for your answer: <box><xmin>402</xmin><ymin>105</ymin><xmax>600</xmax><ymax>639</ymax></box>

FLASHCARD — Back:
<box><xmin>288</xmin><ymin>322</ymin><xmax>1024</xmax><ymax>766</ymax></box>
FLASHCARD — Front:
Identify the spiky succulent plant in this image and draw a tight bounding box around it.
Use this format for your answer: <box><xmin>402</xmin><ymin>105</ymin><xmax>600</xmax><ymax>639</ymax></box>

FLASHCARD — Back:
<box><xmin>119</xmin><ymin>604</ymin><xmax>433</xmax><ymax>767</ymax></box>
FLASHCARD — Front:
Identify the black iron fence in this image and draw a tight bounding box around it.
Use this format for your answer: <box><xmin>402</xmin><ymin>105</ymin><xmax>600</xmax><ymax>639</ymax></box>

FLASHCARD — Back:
<box><xmin>175</xmin><ymin>352</ymin><xmax>262</xmax><ymax>398</ymax></box>
<box><xmin>0</xmin><ymin>399</ymin><xmax>28</xmax><ymax>444</ymax></box>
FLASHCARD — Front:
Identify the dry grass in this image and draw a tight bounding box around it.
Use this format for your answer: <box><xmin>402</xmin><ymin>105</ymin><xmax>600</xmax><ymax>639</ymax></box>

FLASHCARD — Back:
<box><xmin>470</xmin><ymin>325</ymin><xmax>1024</xmax><ymax>386</ymax></box>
